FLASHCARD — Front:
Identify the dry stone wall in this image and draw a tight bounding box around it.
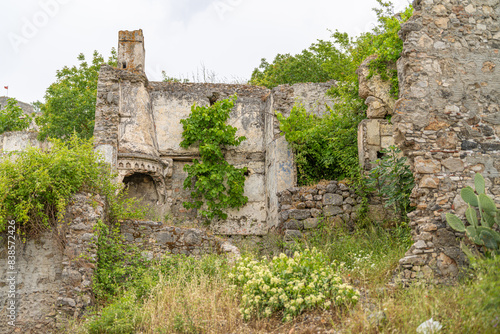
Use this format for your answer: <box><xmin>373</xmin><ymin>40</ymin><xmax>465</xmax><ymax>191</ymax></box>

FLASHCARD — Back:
<box><xmin>120</xmin><ymin>220</ymin><xmax>240</xmax><ymax>260</ymax></box>
<box><xmin>393</xmin><ymin>0</ymin><xmax>500</xmax><ymax>283</ymax></box>
<box><xmin>277</xmin><ymin>181</ymin><xmax>362</xmax><ymax>248</ymax></box>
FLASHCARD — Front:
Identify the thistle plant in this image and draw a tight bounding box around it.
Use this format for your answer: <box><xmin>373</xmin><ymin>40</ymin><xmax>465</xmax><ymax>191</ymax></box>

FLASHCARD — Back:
<box><xmin>446</xmin><ymin>173</ymin><xmax>500</xmax><ymax>255</ymax></box>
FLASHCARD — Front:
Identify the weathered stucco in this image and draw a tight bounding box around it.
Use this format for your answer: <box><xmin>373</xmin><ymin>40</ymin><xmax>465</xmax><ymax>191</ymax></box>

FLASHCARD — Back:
<box><xmin>94</xmin><ymin>30</ymin><xmax>336</xmax><ymax>236</ymax></box>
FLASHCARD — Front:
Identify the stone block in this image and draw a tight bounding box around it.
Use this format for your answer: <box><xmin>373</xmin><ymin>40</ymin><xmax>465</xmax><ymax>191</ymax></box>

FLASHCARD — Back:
<box><xmin>310</xmin><ymin>208</ymin><xmax>322</xmax><ymax>217</ymax></box>
<box><xmin>288</xmin><ymin>209</ymin><xmax>311</xmax><ymax>220</ymax></box>
<box><xmin>414</xmin><ymin>156</ymin><xmax>441</xmax><ymax>174</ymax></box>
<box><xmin>420</xmin><ymin>176</ymin><xmax>440</xmax><ymax>189</ymax></box>
<box><xmin>183</xmin><ymin>230</ymin><xmax>202</xmax><ymax>245</ymax></box>
<box><xmin>380</xmin><ymin>122</ymin><xmax>393</xmax><ymax>136</ymax></box>
<box><xmin>325</xmin><ymin>183</ymin><xmax>338</xmax><ymax>193</ymax></box>
<box><xmin>442</xmin><ymin>158</ymin><xmax>464</xmax><ymax>172</ymax></box>
<box><xmin>381</xmin><ymin>135</ymin><xmax>394</xmax><ymax>149</ymax></box>
<box><xmin>323</xmin><ymin>205</ymin><xmax>342</xmax><ymax>217</ymax></box>
<box><xmin>284</xmin><ymin>230</ymin><xmax>303</xmax><ymax>241</ymax></box>
<box><xmin>366</xmin><ymin>120</ymin><xmax>381</xmax><ymax>146</ymax></box>
<box><xmin>156</xmin><ymin>232</ymin><xmax>176</xmax><ymax>244</ymax></box>
<box><xmin>303</xmin><ymin>218</ymin><xmax>320</xmax><ymax>229</ymax></box>
<box><xmin>285</xmin><ymin>219</ymin><xmax>303</xmax><ymax>230</ymax></box>
<box><xmin>323</xmin><ymin>193</ymin><xmax>343</xmax><ymax>206</ymax></box>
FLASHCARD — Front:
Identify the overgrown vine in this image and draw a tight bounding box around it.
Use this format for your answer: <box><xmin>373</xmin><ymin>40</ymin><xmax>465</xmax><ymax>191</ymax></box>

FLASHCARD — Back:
<box><xmin>180</xmin><ymin>94</ymin><xmax>248</xmax><ymax>220</ymax></box>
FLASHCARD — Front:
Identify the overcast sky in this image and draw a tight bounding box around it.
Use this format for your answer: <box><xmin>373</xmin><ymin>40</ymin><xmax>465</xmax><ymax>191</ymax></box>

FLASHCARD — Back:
<box><xmin>1</xmin><ymin>0</ymin><xmax>411</xmax><ymax>104</ymax></box>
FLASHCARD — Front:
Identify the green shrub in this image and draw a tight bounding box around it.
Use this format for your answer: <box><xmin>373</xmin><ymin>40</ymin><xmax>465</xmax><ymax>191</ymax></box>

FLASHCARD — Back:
<box><xmin>277</xmin><ymin>104</ymin><xmax>361</xmax><ymax>185</ymax></box>
<box><xmin>93</xmin><ymin>220</ymin><xmax>157</xmax><ymax>302</ymax></box>
<box><xmin>230</xmin><ymin>248</ymin><xmax>359</xmax><ymax>322</ymax></box>
<box><xmin>87</xmin><ymin>291</ymin><xmax>141</xmax><ymax>334</ymax></box>
<box><xmin>365</xmin><ymin>146</ymin><xmax>415</xmax><ymax>217</ymax></box>
<box><xmin>0</xmin><ymin>98</ymin><xmax>32</xmax><ymax>134</ymax></box>
<box><xmin>0</xmin><ymin>134</ymin><xmax>147</xmax><ymax>235</ymax></box>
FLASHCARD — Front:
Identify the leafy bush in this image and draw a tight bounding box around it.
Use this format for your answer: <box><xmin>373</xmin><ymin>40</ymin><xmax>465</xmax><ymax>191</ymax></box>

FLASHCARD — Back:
<box><xmin>249</xmin><ymin>46</ymin><xmax>332</xmax><ymax>88</ymax></box>
<box><xmin>36</xmin><ymin>50</ymin><xmax>117</xmax><ymax>140</ymax></box>
<box><xmin>268</xmin><ymin>2</ymin><xmax>413</xmax><ymax>185</ymax></box>
<box><xmin>230</xmin><ymin>248</ymin><xmax>359</xmax><ymax>322</ymax></box>
<box><xmin>87</xmin><ymin>291</ymin><xmax>141</xmax><ymax>334</ymax></box>
<box><xmin>277</xmin><ymin>104</ymin><xmax>361</xmax><ymax>185</ymax></box>
<box><xmin>365</xmin><ymin>146</ymin><xmax>415</xmax><ymax>217</ymax></box>
<box><xmin>0</xmin><ymin>98</ymin><xmax>32</xmax><ymax>134</ymax></box>
<box><xmin>93</xmin><ymin>220</ymin><xmax>158</xmax><ymax>302</ymax></box>
<box><xmin>180</xmin><ymin>95</ymin><xmax>248</xmax><ymax>220</ymax></box>
<box><xmin>0</xmin><ymin>134</ymin><xmax>146</xmax><ymax>235</ymax></box>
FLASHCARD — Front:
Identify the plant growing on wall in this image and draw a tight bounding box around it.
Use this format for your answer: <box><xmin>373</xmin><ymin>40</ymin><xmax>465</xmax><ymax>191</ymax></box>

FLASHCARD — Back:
<box><xmin>0</xmin><ymin>134</ymin><xmax>147</xmax><ymax>236</ymax></box>
<box><xmin>277</xmin><ymin>103</ymin><xmax>360</xmax><ymax>185</ymax></box>
<box><xmin>446</xmin><ymin>173</ymin><xmax>500</xmax><ymax>256</ymax></box>
<box><xmin>180</xmin><ymin>94</ymin><xmax>248</xmax><ymax>220</ymax></box>
<box><xmin>0</xmin><ymin>98</ymin><xmax>32</xmax><ymax>134</ymax></box>
<box><xmin>365</xmin><ymin>146</ymin><xmax>414</xmax><ymax>217</ymax></box>
<box><xmin>36</xmin><ymin>49</ymin><xmax>117</xmax><ymax>141</ymax></box>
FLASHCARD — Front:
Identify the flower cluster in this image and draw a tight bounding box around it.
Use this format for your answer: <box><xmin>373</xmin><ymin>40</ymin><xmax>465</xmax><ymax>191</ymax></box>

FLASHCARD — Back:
<box><xmin>229</xmin><ymin>248</ymin><xmax>359</xmax><ymax>321</ymax></box>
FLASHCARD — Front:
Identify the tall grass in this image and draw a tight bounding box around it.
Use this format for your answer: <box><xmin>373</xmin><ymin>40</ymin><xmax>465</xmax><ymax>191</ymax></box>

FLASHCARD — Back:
<box><xmin>70</xmin><ymin>217</ymin><xmax>499</xmax><ymax>333</ymax></box>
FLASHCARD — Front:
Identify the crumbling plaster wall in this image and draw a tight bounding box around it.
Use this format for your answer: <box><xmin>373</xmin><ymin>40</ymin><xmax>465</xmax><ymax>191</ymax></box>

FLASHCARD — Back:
<box><xmin>394</xmin><ymin>0</ymin><xmax>500</xmax><ymax>283</ymax></box>
<box><xmin>95</xmin><ymin>30</ymin><xmax>336</xmax><ymax>237</ymax></box>
<box><xmin>0</xmin><ymin>193</ymin><xmax>103</xmax><ymax>334</ymax></box>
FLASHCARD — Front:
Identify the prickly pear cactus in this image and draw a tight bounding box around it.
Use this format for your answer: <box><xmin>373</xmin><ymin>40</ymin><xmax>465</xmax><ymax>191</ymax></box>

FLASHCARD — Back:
<box><xmin>445</xmin><ymin>174</ymin><xmax>500</xmax><ymax>255</ymax></box>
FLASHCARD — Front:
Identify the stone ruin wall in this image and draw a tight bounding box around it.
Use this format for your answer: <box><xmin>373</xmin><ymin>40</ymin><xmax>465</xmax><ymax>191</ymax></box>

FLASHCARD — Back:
<box><xmin>277</xmin><ymin>181</ymin><xmax>363</xmax><ymax>252</ymax></box>
<box><xmin>2</xmin><ymin>2</ymin><xmax>500</xmax><ymax>328</ymax></box>
<box><xmin>0</xmin><ymin>97</ymin><xmax>47</xmax><ymax>157</ymax></box>
<box><xmin>0</xmin><ymin>194</ymin><xmax>240</xmax><ymax>333</ymax></box>
<box><xmin>94</xmin><ymin>29</ymin><xmax>336</xmax><ymax>238</ymax></box>
<box><xmin>393</xmin><ymin>0</ymin><xmax>500</xmax><ymax>283</ymax></box>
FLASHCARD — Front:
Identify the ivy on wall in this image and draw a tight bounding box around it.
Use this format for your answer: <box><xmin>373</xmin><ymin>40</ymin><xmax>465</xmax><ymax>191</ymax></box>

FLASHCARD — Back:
<box><xmin>180</xmin><ymin>95</ymin><xmax>248</xmax><ymax>220</ymax></box>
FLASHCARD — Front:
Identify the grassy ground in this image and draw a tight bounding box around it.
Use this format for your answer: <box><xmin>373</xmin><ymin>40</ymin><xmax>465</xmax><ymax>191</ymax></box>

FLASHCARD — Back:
<box><xmin>68</xmin><ymin>219</ymin><xmax>500</xmax><ymax>334</ymax></box>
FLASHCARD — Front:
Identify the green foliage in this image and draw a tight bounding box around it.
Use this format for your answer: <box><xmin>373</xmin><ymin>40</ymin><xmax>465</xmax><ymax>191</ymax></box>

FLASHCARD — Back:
<box><xmin>465</xmin><ymin>255</ymin><xmax>500</xmax><ymax>317</ymax></box>
<box><xmin>446</xmin><ymin>173</ymin><xmax>500</xmax><ymax>255</ymax></box>
<box><xmin>365</xmin><ymin>146</ymin><xmax>415</xmax><ymax>217</ymax></box>
<box><xmin>36</xmin><ymin>49</ymin><xmax>117</xmax><ymax>140</ymax></box>
<box><xmin>0</xmin><ymin>134</ymin><xmax>146</xmax><ymax>235</ymax></box>
<box><xmin>262</xmin><ymin>2</ymin><xmax>413</xmax><ymax>185</ymax></box>
<box><xmin>277</xmin><ymin>104</ymin><xmax>361</xmax><ymax>184</ymax></box>
<box><xmin>302</xmin><ymin>219</ymin><xmax>413</xmax><ymax>282</ymax></box>
<box><xmin>180</xmin><ymin>95</ymin><xmax>248</xmax><ymax>220</ymax></box>
<box><xmin>93</xmin><ymin>220</ymin><xmax>156</xmax><ymax>302</ymax></box>
<box><xmin>0</xmin><ymin>98</ymin><xmax>32</xmax><ymax>134</ymax></box>
<box><xmin>161</xmin><ymin>70</ymin><xmax>189</xmax><ymax>83</ymax></box>
<box><xmin>87</xmin><ymin>291</ymin><xmax>141</xmax><ymax>334</ymax></box>
<box><xmin>250</xmin><ymin>1</ymin><xmax>412</xmax><ymax>100</ymax></box>
<box><xmin>231</xmin><ymin>248</ymin><xmax>359</xmax><ymax>322</ymax></box>
<box><xmin>249</xmin><ymin>45</ymin><xmax>332</xmax><ymax>88</ymax></box>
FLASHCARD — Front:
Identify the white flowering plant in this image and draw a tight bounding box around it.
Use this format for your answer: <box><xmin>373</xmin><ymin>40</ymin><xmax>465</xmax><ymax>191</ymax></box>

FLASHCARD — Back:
<box><xmin>229</xmin><ymin>248</ymin><xmax>359</xmax><ymax>321</ymax></box>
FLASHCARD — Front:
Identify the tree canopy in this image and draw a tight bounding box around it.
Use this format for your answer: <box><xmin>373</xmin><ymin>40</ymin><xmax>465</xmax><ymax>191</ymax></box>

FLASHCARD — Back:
<box><xmin>0</xmin><ymin>98</ymin><xmax>32</xmax><ymax>135</ymax></box>
<box><xmin>257</xmin><ymin>0</ymin><xmax>413</xmax><ymax>184</ymax></box>
<box><xmin>36</xmin><ymin>49</ymin><xmax>116</xmax><ymax>140</ymax></box>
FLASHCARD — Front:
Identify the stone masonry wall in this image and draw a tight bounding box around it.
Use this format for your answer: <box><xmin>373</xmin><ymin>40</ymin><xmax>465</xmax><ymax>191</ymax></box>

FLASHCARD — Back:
<box><xmin>120</xmin><ymin>220</ymin><xmax>240</xmax><ymax>260</ymax></box>
<box><xmin>0</xmin><ymin>193</ymin><xmax>240</xmax><ymax>334</ymax></box>
<box><xmin>0</xmin><ymin>193</ymin><xmax>103</xmax><ymax>334</ymax></box>
<box><xmin>394</xmin><ymin>0</ymin><xmax>500</xmax><ymax>283</ymax></box>
<box><xmin>277</xmin><ymin>181</ymin><xmax>362</xmax><ymax>248</ymax></box>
